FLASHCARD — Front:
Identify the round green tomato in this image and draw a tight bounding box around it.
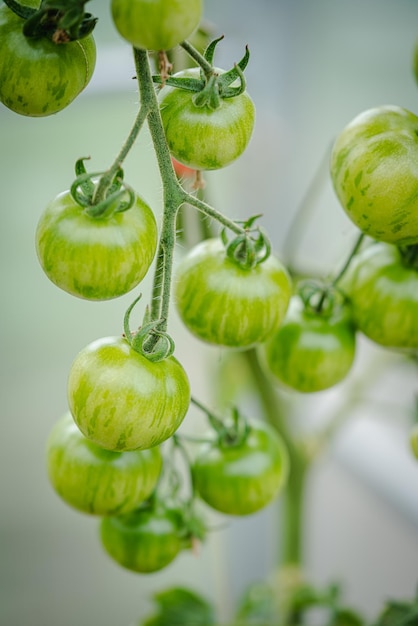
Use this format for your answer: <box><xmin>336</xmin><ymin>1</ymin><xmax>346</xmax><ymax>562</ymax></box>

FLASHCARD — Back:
<box><xmin>111</xmin><ymin>0</ymin><xmax>202</xmax><ymax>51</ymax></box>
<box><xmin>410</xmin><ymin>424</ymin><xmax>418</xmax><ymax>459</ymax></box>
<box><xmin>36</xmin><ymin>189</ymin><xmax>158</xmax><ymax>301</ymax></box>
<box><xmin>159</xmin><ymin>68</ymin><xmax>256</xmax><ymax>170</ymax></box>
<box><xmin>342</xmin><ymin>243</ymin><xmax>418</xmax><ymax>349</ymax></box>
<box><xmin>262</xmin><ymin>295</ymin><xmax>356</xmax><ymax>393</ymax></box>
<box><xmin>0</xmin><ymin>5</ymin><xmax>96</xmax><ymax>117</ymax></box>
<box><xmin>330</xmin><ymin>105</ymin><xmax>418</xmax><ymax>245</ymax></box>
<box><xmin>100</xmin><ymin>503</ymin><xmax>182</xmax><ymax>573</ymax></box>
<box><xmin>174</xmin><ymin>238</ymin><xmax>292</xmax><ymax>348</ymax></box>
<box><xmin>67</xmin><ymin>336</ymin><xmax>191</xmax><ymax>451</ymax></box>
<box><xmin>46</xmin><ymin>413</ymin><xmax>162</xmax><ymax>515</ymax></box>
<box><xmin>192</xmin><ymin>421</ymin><xmax>289</xmax><ymax>516</ymax></box>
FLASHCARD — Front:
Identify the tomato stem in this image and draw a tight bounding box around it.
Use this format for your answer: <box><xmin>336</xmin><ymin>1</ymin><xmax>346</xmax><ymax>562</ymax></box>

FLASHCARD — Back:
<box><xmin>180</xmin><ymin>39</ymin><xmax>214</xmax><ymax>77</ymax></box>
<box><xmin>243</xmin><ymin>349</ymin><xmax>309</xmax><ymax>569</ymax></box>
<box><xmin>185</xmin><ymin>193</ymin><xmax>244</xmax><ymax>235</ymax></box>
<box><xmin>92</xmin><ymin>102</ymin><xmax>150</xmax><ymax>205</ymax></box>
<box><xmin>132</xmin><ymin>46</ymin><xmax>246</xmax><ymax>336</ymax></box>
<box><xmin>133</xmin><ymin>47</ymin><xmax>185</xmax><ymax>331</ymax></box>
<box><xmin>331</xmin><ymin>232</ymin><xmax>365</xmax><ymax>288</ymax></box>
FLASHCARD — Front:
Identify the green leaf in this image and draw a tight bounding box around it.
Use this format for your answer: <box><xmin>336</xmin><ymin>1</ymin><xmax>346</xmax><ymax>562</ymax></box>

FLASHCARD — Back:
<box><xmin>142</xmin><ymin>587</ymin><xmax>217</xmax><ymax>626</ymax></box>
<box><xmin>235</xmin><ymin>582</ymin><xmax>278</xmax><ymax>625</ymax></box>
<box><xmin>373</xmin><ymin>597</ymin><xmax>418</xmax><ymax>626</ymax></box>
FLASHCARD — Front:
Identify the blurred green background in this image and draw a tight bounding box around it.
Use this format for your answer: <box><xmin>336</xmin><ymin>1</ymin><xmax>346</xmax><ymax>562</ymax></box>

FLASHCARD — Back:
<box><xmin>1</xmin><ymin>1</ymin><xmax>418</xmax><ymax>625</ymax></box>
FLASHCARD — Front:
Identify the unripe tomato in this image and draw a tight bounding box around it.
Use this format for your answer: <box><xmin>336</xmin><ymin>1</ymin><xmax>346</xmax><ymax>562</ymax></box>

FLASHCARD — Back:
<box><xmin>100</xmin><ymin>503</ymin><xmax>182</xmax><ymax>573</ymax></box>
<box><xmin>67</xmin><ymin>336</ymin><xmax>191</xmax><ymax>451</ymax></box>
<box><xmin>174</xmin><ymin>238</ymin><xmax>292</xmax><ymax>348</ymax></box>
<box><xmin>192</xmin><ymin>421</ymin><xmax>289</xmax><ymax>516</ymax></box>
<box><xmin>262</xmin><ymin>295</ymin><xmax>356</xmax><ymax>393</ymax></box>
<box><xmin>0</xmin><ymin>5</ymin><xmax>96</xmax><ymax>116</ymax></box>
<box><xmin>330</xmin><ymin>105</ymin><xmax>418</xmax><ymax>245</ymax></box>
<box><xmin>159</xmin><ymin>68</ymin><xmax>256</xmax><ymax>170</ymax></box>
<box><xmin>36</xmin><ymin>189</ymin><xmax>158</xmax><ymax>301</ymax></box>
<box><xmin>46</xmin><ymin>413</ymin><xmax>162</xmax><ymax>515</ymax></box>
<box><xmin>111</xmin><ymin>0</ymin><xmax>202</xmax><ymax>51</ymax></box>
<box><xmin>342</xmin><ymin>243</ymin><xmax>418</xmax><ymax>350</ymax></box>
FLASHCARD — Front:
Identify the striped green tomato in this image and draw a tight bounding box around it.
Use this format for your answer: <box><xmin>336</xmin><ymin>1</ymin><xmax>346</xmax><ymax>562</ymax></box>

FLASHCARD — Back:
<box><xmin>330</xmin><ymin>105</ymin><xmax>418</xmax><ymax>245</ymax></box>
<box><xmin>67</xmin><ymin>336</ymin><xmax>191</xmax><ymax>451</ymax></box>
<box><xmin>192</xmin><ymin>421</ymin><xmax>289</xmax><ymax>516</ymax></box>
<box><xmin>35</xmin><ymin>189</ymin><xmax>157</xmax><ymax>300</ymax></box>
<box><xmin>100</xmin><ymin>502</ymin><xmax>182</xmax><ymax>573</ymax></box>
<box><xmin>159</xmin><ymin>68</ymin><xmax>256</xmax><ymax>170</ymax></box>
<box><xmin>174</xmin><ymin>238</ymin><xmax>292</xmax><ymax>348</ymax></box>
<box><xmin>262</xmin><ymin>295</ymin><xmax>356</xmax><ymax>393</ymax></box>
<box><xmin>46</xmin><ymin>413</ymin><xmax>162</xmax><ymax>515</ymax></box>
<box><xmin>111</xmin><ymin>0</ymin><xmax>202</xmax><ymax>51</ymax></box>
<box><xmin>341</xmin><ymin>242</ymin><xmax>418</xmax><ymax>350</ymax></box>
<box><xmin>0</xmin><ymin>5</ymin><xmax>96</xmax><ymax>117</ymax></box>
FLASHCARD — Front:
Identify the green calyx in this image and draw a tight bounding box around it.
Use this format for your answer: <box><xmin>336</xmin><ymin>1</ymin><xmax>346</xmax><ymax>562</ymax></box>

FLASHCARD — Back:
<box><xmin>298</xmin><ymin>279</ymin><xmax>346</xmax><ymax>317</ymax></box>
<box><xmin>398</xmin><ymin>243</ymin><xmax>418</xmax><ymax>270</ymax></box>
<box><xmin>123</xmin><ymin>297</ymin><xmax>176</xmax><ymax>363</ymax></box>
<box><xmin>3</xmin><ymin>0</ymin><xmax>97</xmax><ymax>42</ymax></box>
<box><xmin>153</xmin><ymin>36</ymin><xmax>250</xmax><ymax>111</ymax></box>
<box><xmin>191</xmin><ymin>397</ymin><xmax>250</xmax><ymax>448</ymax></box>
<box><xmin>222</xmin><ymin>215</ymin><xmax>271</xmax><ymax>270</ymax></box>
<box><xmin>70</xmin><ymin>158</ymin><xmax>135</xmax><ymax>219</ymax></box>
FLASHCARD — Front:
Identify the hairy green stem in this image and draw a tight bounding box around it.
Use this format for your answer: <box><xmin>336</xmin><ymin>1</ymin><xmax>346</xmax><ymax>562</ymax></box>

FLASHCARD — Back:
<box><xmin>134</xmin><ymin>47</ymin><xmax>184</xmax><ymax>329</ymax></box>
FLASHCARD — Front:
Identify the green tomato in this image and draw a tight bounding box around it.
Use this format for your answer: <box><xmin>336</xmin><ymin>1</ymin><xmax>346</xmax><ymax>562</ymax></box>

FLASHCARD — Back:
<box><xmin>159</xmin><ymin>68</ymin><xmax>256</xmax><ymax>170</ymax></box>
<box><xmin>35</xmin><ymin>189</ymin><xmax>158</xmax><ymax>301</ymax></box>
<box><xmin>262</xmin><ymin>295</ymin><xmax>356</xmax><ymax>393</ymax></box>
<box><xmin>67</xmin><ymin>336</ymin><xmax>191</xmax><ymax>451</ymax></box>
<box><xmin>111</xmin><ymin>0</ymin><xmax>202</xmax><ymax>51</ymax></box>
<box><xmin>0</xmin><ymin>5</ymin><xmax>96</xmax><ymax>117</ymax></box>
<box><xmin>342</xmin><ymin>243</ymin><xmax>418</xmax><ymax>350</ymax></box>
<box><xmin>192</xmin><ymin>421</ymin><xmax>289</xmax><ymax>516</ymax></box>
<box><xmin>46</xmin><ymin>413</ymin><xmax>162</xmax><ymax>515</ymax></box>
<box><xmin>330</xmin><ymin>105</ymin><xmax>418</xmax><ymax>245</ymax></box>
<box><xmin>100</xmin><ymin>503</ymin><xmax>182</xmax><ymax>573</ymax></box>
<box><xmin>174</xmin><ymin>238</ymin><xmax>292</xmax><ymax>348</ymax></box>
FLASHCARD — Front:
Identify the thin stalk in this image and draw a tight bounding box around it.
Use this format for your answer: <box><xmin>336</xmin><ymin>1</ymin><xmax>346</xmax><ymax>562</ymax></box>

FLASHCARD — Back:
<box><xmin>180</xmin><ymin>40</ymin><xmax>213</xmax><ymax>75</ymax></box>
<box><xmin>93</xmin><ymin>104</ymin><xmax>150</xmax><ymax>204</ymax></box>
<box><xmin>331</xmin><ymin>232</ymin><xmax>365</xmax><ymax>288</ymax></box>
<box><xmin>186</xmin><ymin>192</ymin><xmax>244</xmax><ymax>236</ymax></box>
<box><xmin>243</xmin><ymin>349</ymin><xmax>309</xmax><ymax>568</ymax></box>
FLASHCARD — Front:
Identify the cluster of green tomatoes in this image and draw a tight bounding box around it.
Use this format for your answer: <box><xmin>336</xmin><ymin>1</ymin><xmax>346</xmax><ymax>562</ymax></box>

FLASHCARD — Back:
<box><xmin>3</xmin><ymin>0</ymin><xmax>418</xmax><ymax>575</ymax></box>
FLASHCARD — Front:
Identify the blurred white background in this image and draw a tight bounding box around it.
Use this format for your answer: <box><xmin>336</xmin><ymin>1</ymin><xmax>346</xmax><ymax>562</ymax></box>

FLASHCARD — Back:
<box><xmin>1</xmin><ymin>1</ymin><xmax>418</xmax><ymax>624</ymax></box>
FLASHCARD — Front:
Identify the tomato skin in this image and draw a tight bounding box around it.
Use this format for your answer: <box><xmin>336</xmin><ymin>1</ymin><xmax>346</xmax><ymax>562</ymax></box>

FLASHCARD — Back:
<box><xmin>342</xmin><ymin>243</ymin><xmax>418</xmax><ymax>350</ymax></box>
<box><xmin>262</xmin><ymin>295</ymin><xmax>356</xmax><ymax>393</ymax></box>
<box><xmin>35</xmin><ymin>189</ymin><xmax>158</xmax><ymax>301</ymax></box>
<box><xmin>0</xmin><ymin>5</ymin><xmax>96</xmax><ymax>117</ymax></box>
<box><xmin>111</xmin><ymin>0</ymin><xmax>202</xmax><ymax>51</ymax></box>
<box><xmin>67</xmin><ymin>336</ymin><xmax>191</xmax><ymax>452</ymax></box>
<box><xmin>159</xmin><ymin>69</ymin><xmax>256</xmax><ymax>170</ymax></box>
<box><xmin>174</xmin><ymin>238</ymin><xmax>292</xmax><ymax>348</ymax></box>
<box><xmin>46</xmin><ymin>413</ymin><xmax>162</xmax><ymax>515</ymax></box>
<box><xmin>192</xmin><ymin>421</ymin><xmax>289</xmax><ymax>516</ymax></box>
<box><xmin>100</xmin><ymin>504</ymin><xmax>182</xmax><ymax>573</ymax></box>
<box><xmin>330</xmin><ymin>105</ymin><xmax>418</xmax><ymax>245</ymax></box>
